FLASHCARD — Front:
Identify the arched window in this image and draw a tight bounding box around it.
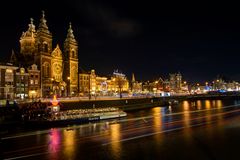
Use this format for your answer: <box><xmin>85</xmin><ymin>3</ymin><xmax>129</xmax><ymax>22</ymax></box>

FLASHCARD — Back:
<box><xmin>43</xmin><ymin>42</ymin><xmax>48</xmax><ymax>52</ymax></box>
<box><xmin>71</xmin><ymin>49</ymin><xmax>76</xmax><ymax>58</ymax></box>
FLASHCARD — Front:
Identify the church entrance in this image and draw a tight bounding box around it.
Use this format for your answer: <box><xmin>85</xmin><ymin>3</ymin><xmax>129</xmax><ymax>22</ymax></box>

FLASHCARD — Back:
<box><xmin>52</xmin><ymin>80</ymin><xmax>67</xmax><ymax>97</ymax></box>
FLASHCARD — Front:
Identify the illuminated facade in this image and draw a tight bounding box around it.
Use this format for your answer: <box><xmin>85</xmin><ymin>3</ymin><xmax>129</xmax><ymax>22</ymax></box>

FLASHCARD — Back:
<box><xmin>28</xmin><ymin>64</ymin><xmax>41</xmax><ymax>99</ymax></box>
<box><xmin>0</xmin><ymin>64</ymin><xmax>18</xmax><ymax>99</ymax></box>
<box><xmin>14</xmin><ymin>11</ymin><xmax>79</xmax><ymax>97</ymax></box>
<box><xmin>79</xmin><ymin>73</ymin><xmax>90</xmax><ymax>94</ymax></box>
<box><xmin>169</xmin><ymin>73</ymin><xmax>182</xmax><ymax>93</ymax></box>
<box><xmin>79</xmin><ymin>70</ymin><xmax>108</xmax><ymax>95</ymax></box>
<box><xmin>107</xmin><ymin>71</ymin><xmax>129</xmax><ymax>94</ymax></box>
<box><xmin>15</xmin><ymin>68</ymin><xmax>29</xmax><ymax>99</ymax></box>
<box><xmin>131</xmin><ymin>73</ymin><xmax>142</xmax><ymax>93</ymax></box>
<box><xmin>79</xmin><ymin>70</ymin><xmax>129</xmax><ymax>96</ymax></box>
<box><xmin>96</xmin><ymin>76</ymin><xmax>108</xmax><ymax>95</ymax></box>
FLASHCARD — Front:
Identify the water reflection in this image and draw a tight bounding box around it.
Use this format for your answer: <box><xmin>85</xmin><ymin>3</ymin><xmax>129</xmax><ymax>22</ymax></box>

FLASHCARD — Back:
<box><xmin>216</xmin><ymin>100</ymin><xmax>223</xmax><ymax>108</ymax></box>
<box><xmin>110</xmin><ymin>123</ymin><xmax>121</xmax><ymax>158</ymax></box>
<box><xmin>196</xmin><ymin>100</ymin><xmax>202</xmax><ymax>110</ymax></box>
<box><xmin>214</xmin><ymin>100</ymin><xmax>224</xmax><ymax>128</ymax></box>
<box><xmin>48</xmin><ymin>128</ymin><xmax>61</xmax><ymax>159</ymax></box>
<box><xmin>234</xmin><ymin>100</ymin><xmax>240</xmax><ymax>105</ymax></box>
<box><xmin>182</xmin><ymin>101</ymin><xmax>190</xmax><ymax>127</ymax></box>
<box><xmin>183</xmin><ymin>101</ymin><xmax>190</xmax><ymax>112</ymax></box>
<box><xmin>205</xmin><ymin>100</ymin><xmax>212</xmax><ymax>122</ymax></box>
<box><xmin>205</xmin><ymin>100</ymin><xmax>211</xmax><ymax>109</ymax></box>
<box><xmin>182</xmin><ymin>101</ymin><xmax>192</xmax><ymax>141</ymax></box>
<box><xmin>152</xmin><ymin>107</ymin><xmax>163</xmax><ymax>142</ymax></box>
<box><xmin>63</xmin><ymin>129</ymin><xmax>76</xmax><ymax>159</ymax></box>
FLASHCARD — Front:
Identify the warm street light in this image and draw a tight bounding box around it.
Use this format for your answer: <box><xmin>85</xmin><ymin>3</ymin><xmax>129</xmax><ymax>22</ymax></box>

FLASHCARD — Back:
<box><xmin>67</xmin><ymin>76</ymin><xmax>70</xmax><ymax>97</ymax></box>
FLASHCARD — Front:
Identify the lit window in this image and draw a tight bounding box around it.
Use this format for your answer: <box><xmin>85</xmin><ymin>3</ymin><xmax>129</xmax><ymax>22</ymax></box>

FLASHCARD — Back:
<box><xmin>30</xmin><ymin>80</ymin><xmax>34</xmax><ymax>85</ymax></box>
<box><xmin>5</xmin><ymin>69</ymin><xmax>14</xmax><ymax>82</ymax></box>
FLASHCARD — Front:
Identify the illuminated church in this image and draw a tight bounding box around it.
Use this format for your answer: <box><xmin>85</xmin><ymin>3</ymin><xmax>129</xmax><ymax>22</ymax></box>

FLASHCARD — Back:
<box><xmin>12</xmin><ymin>11</ymin><xmax>79</xmax><ymax>97</ymax></box>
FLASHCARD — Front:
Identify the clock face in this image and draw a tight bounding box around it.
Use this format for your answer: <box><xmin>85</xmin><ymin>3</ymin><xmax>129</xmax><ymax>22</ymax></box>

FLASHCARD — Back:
<box><xmin>53</xmin><ymin>63</ymin><xmax>62</xmax><ymax>74</ymax></box>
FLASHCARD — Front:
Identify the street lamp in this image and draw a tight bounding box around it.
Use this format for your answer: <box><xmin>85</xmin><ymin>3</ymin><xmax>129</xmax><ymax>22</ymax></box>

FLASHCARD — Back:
<box><xmin>89</xmin><ymin>74</ymin><xmax>91</xmax><ymax>100</ymax></box>
<box><xmin>67</xmin><ymin>77</ymin><xmax>70</xmax><ymax>97</ymax></box>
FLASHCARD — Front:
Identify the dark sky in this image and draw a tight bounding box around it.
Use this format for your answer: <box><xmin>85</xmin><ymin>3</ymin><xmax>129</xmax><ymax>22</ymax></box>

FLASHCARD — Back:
<box><xmin>0</xmin><ymin>1</ymin><xmax>240</xmax><ymax>83</ymax></box>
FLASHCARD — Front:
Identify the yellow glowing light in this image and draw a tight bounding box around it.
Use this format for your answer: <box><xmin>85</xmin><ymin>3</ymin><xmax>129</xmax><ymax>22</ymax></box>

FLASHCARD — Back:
<box><xmin>183</xmin><ymin>101</ymin><xmax>190</xmax><ymax>111</ymax></box>
<box><xmin>52</xmin><ymin>95</ymin><xmax>58</xmax><ymax>106</ymax></box>
<box><xmin>205</xmin><ymin>100</ymin><xmax>211</xmax><ymax>109</ymax></box>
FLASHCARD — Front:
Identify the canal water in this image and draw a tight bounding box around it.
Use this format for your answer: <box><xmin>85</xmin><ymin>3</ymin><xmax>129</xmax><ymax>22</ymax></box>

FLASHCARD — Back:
<box><xmin>3</xmin><ymin>99</ymin><xmax>240</xmax><ymax>160</ymax></box>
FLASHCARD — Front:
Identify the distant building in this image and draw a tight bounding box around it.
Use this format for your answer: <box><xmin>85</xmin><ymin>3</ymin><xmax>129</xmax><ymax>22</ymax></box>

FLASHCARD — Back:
<box><xmin>0</xmin><ymin>63</ymin><xmax>18</xmax><ymax>99</ymax></box>
<box><xmin>213</xmin><ymin>78</ymin><xmax>226</xmax><ymax>91</ymax></box>
<box><xmin>96</xmin><ymin>76</ymin><xmax>108</xmax><ymax>95</ymax></box>
<box><xmin>79</xmin><ymin>70</ymin><xmax>108</xmax><ymax>96</ymax></box>
<box><xmin>131</xmin><ymin>73</ymin><xmax>142</xmax><ymax>93</ymax></box>
<box><xmin>79</xmin><ymin>72</ymin><xmax>90</xmax><ymax>95</ymax></box>
<box><xmin>79</xmin><ymin>69</ymin><xmax>129</xmax><ymax>97</ymax></box>
<box><xmin>108</xmin><ymin>70</ymin><xmax>129</xmax><ymax>94</ymax></box>
<box><xmin>169</xmin><ymin>73</ymin><xmax>182</xmax><ymax>93</ymax></box>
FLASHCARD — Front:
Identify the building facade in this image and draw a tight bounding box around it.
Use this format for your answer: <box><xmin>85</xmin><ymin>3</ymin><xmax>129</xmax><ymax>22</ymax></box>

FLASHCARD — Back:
<box><xmin>13</xmin><ymin>11</ymin><xmax>79</xmax><ymax>97</ymax></box>
<box><xmin>169</xmin><ymin>73</ymin><xmax>182</xmax><ymax>93</ymax></box>
<box><xmin>79</xmin><ymin>70</ymin><xmax>129</xmax><ymax>97</ymax></box>
<box><xmin>0</xmin><ymin>64</ymin><xmax>18</xmax><ymax>100</ymax></box>
<box><xmin>28</xmin><ymin>64</ymin><xmax>41</xmax><ymax>99</ymax></box>
<box><xmin>15</xmin><ymin>68</ymin><xmax>29</xmax><ymax>99</ymax></box>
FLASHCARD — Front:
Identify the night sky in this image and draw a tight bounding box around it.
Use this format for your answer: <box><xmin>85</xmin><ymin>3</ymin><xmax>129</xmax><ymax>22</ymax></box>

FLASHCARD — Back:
<box><xmin>0</xmin><ymin>1</ymin><xmax>240</xmax><ymax>83</ymax></box>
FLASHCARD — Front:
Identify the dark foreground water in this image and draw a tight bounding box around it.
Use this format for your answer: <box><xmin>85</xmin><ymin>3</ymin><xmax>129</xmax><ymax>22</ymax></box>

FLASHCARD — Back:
<box><xmin>2</xmin><ymin>99</ymin><xmax>240</xmax><ymax>160</ymax></box>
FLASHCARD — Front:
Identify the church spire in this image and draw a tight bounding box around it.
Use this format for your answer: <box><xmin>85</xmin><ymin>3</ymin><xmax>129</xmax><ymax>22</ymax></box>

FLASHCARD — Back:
<box><xmin>65</xmin><ymin>22</ymin><xmax>77</xmax><ymax>43</ymax></box>
<box><xmin>20</xmin><ymin>18</ymin><xmax>36</xmax><ymax>39</ymax></box>
<box><xmin>38</xmin><ymin>10</ymin><xmax>50</xmax><ymax>33</ymax></box>
<box><xmin>29</xmin><ymin>18</ymin><xmax>35</xmax><ymax>33</ymax></box>
<box><xmin>10</xmin><ymin>49</ymin><xmax>17</xmax><ymax>64</ymax></box>
<box><xmin>132</xmin><ymin>73</ymin><xmax>136</xmax><ymax>82</ymax></box>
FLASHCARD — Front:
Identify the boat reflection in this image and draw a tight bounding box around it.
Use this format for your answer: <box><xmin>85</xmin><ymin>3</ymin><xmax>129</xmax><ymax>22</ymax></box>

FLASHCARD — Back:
<box><xmin>48</xmin><ymin>128</ymin><xmax>61</xmax><ymax>159</ymax></box>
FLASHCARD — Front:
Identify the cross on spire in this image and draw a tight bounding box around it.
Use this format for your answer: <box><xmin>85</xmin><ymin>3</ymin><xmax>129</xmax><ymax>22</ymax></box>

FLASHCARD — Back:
<box><xmin>65</xmin><ymin>22</ymin><xmax>76</xmax><ymax>42</ymax></box>
<box><xmin>38</xmin><ymin>10</ymin><xmax>49</xmax><ymax>33</ymax></box>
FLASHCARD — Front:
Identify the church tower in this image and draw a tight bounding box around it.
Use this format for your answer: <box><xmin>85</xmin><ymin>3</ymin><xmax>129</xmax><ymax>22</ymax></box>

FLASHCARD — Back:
<box><xmin>19</xmin><ymin>18</ymin><xmax>36</xmax><ymax>65</ymax></box>
<box><xmin>36</xmin><ymin>11</ymin><xmax>53</xmax><ymax>97</ymax></box>
<box><xmin>63</xmin><ymin>22</ymin><xmax>79</xmax><ymax>96</ymax></box>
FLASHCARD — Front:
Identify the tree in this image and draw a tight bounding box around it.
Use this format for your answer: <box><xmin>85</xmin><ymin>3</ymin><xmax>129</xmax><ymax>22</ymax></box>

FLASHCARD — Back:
<box><xmin>115</xmin><ymin>76</ymin><xmax>125</xmax><ymax>99</ymax></box>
